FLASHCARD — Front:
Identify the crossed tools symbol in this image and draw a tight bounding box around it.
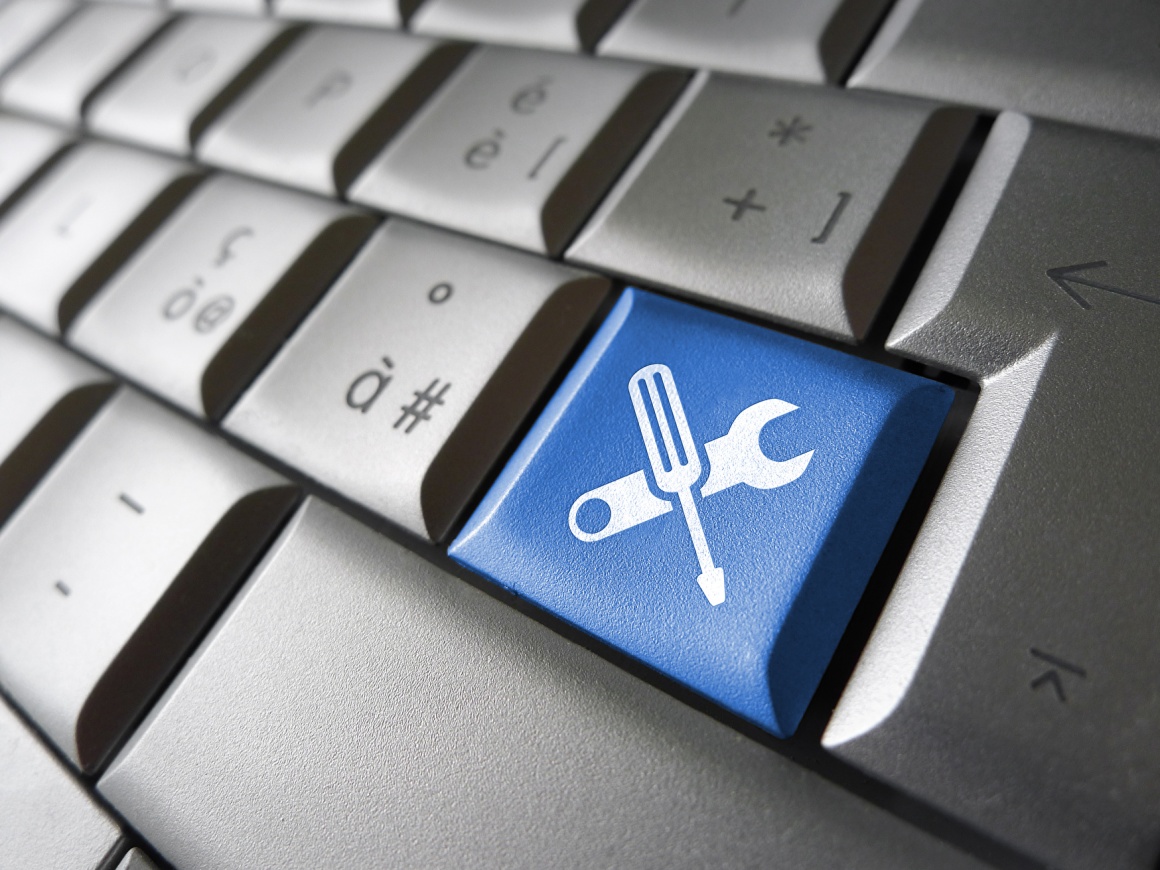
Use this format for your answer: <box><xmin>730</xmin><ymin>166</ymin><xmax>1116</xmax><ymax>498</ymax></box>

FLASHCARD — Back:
<box><xmin>568</xmin><ymin>364</ymin><xmax>815</xmax><ymax>606</ymax></box>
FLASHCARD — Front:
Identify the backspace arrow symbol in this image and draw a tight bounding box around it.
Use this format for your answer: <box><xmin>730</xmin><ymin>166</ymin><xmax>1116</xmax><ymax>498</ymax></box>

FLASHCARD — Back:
<box><xmin>1047</xmin><ymin>261</ymin><xmax>1160</xmax><ymax>310</ymax></box>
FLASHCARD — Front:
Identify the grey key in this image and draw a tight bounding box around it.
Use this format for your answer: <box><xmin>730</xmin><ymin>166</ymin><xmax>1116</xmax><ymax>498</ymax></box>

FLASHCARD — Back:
<box><xmin>116</xmin><ymin>849</ymin><xmax>159</xmax><ymax>870</ymax></box>
<box><xmin>272</xmin><ymin>0</ymin><xmax>419</xmax><ymax>27</ymax></box>
<box><xmin>569</xmin><ymin>74</ymin><xmax>972</xmax><ymax>342</ymax></box>
<box><xmin>0</xmin><ymin>141</ymin><xmax>200</xmax><ymax>335</ymax></box>
<box><xmin>171</xmin><ymin>0</ymin><xmax>267</xmax><ymax>15</ymax></box>
<box><xmin>0</xmin><ymin>317</ymin><xmax>114</xmax><ymax>528</ymax></box>
<box><xmin>850</xmin><ymin>0</ymin><xmax>1160</xmax><ymax>142</ymax></box>
<box><xmin>0</xmin><ymin>389</ymin><xmax>298</xmax><ymax>772</ymax></box>
<box><xmin>0</xmin><ymin>114</ymin><xmax>70</xmax><ymax>210</ymax></box>
<box><xmin>1</xmin><ymin>698</ymin><xmax>121</xmax><ymax>869</ymax></box>
<box><xmin>227</xmin><ymin>220</ymin><xmax>607</xmax><ymax>541</ymax></box>
<box><xmin>70</xmin><ymin>175</ymin><xmax>374</xmax><ymax>420</ymax></box>
<box><xmin>411</xmin><ymin>0</ymin><xmax>632</xmax><ymax>52</ymax></box>
<box><xmin>87</xmin><ymin>15</ymin><xmax>298</xmax><ymax>154</ymax></box>
<box><xmin>349</xmin><ymin>46</ymin><xmax>685</xmax><ymax>256</ymax></box>
<box><xmin>197</xmin><ymin>26</ymin><xmax>467</xmax><ymax>195</ymax></box>
<box><xmin>600</xmin><ymin>0</ymin><xmax>892</xmax><ymax>83</ymax></box>
<box><xmin>0</xmin><ymin>4</ymin><xmax>167</xmax><ymax>125</ymax></box>
<box><xmin>823</xmin><ymin>113</ymin><xmax>1160</xmax><ymax>869</ymax></box>
<box><xmin>99</xmin><ymin>497</ymin><xmax>988</xmax><ymax>870</ymax></box>
<box><xmin>0</xmin><ymin>0</ymin><xmax>75</xmax><ymax>78</ymax></box>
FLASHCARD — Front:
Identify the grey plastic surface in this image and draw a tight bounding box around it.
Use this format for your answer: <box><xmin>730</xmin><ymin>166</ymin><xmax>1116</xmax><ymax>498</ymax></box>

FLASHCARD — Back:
<box><xmin>272</xmin><ymin>0</ymin><xmax>421</xmax><ymax>27</ymax></box>
<box><xmin>69</xmin><ymin>174</ymin><xmax>374</xmax><ymax>420</ymax></box>
<box><xmin>0</xmin><ymin>114</ymin><xmax>69</xmax><ymax>209</ymax></box>
<box><xmin>100</xmin><ymin>498</ymin><xmax>987</xmax><ymax>870</ymax></box>
<box><xmin>0</xmin><ymin>0</ymin><xmax>76</xmax><ymax>78</ymax></box>
<box><xmin>600</xmin><ymin>0</ymin><xmax>892</xmax><ymax>83</ymax></box>
<box><xmin>87</xmin><ymin>14</ymin><xmax>295</xmax><ymax>154</ymax></box>
<box><xmin>0</xmin><ymin>317</ymin><xmax>114</xmax><ymax>528</ymax></box>
<box><xmin>0</xmin><ymin>141</ymin><xmax>199</xmax><ymax>335</ymax></box>
<box><xmin>411</xmin><ymin>0</ymin><xmax>632</xmax><ymax>52</ymax></box>
<box><xmin>569</xmin><ymin>73</ymin><xmax>972</xmax><ymax>341</ymax></box>
<box><xmin>197</xmin><ymin>26</ymin><xmax>466</xmax><ymax>195</ymax></box>
<box><xmin>349</xmin><ymin>45</ymin><xmax>685</xmax><ymax>255</ymax></box>
<box><xmin>0</xmin><ymin>698</ymin><xmax>120</xmax><ymax>870</ymax></box>
<box><xmin>824</xmin><ymin>113</ymin><xmax>1160</xmax><ymax>869</ymax></box>
<box><xmin>227</xmin><ymin>219</ymin><xmax>607</xmax><ymax>541</ymax></box>
<box><xmin>0</xmin><ymin>3</ymin><xmax>167</xmax><ymax>124</ymax></box>
<box><xmin>850</xmin><ymin>0</ymin><xmax>1160</xmax><ymax>141</ymax></box>
<box><xmin>0</xmin><ymin>389</ymin><xmax>296</xmax><ymax>772</ymax></box>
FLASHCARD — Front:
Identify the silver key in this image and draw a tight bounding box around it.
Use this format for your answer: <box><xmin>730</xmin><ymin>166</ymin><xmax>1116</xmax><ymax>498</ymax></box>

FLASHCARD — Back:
<box><xmin>0</xmin><ymin>3</ymin><xmax>167</xmax><ymax>125</ymax></box>
<box><xmin>0</xmin><ymin>0</ymin><xmax>75</xmax><ymax>78</ymax></box>
<box><xmin>349</xmin><ymin>46</ymin><xmax>685</xmax><ymax>256</ymax></box>
<box><xmin>227</xmin><ymin>220</ymin><xmax>607</xmax><ymax>541</ymax></box>
<box><xmin>0</xmin><ymin>698</ymin><xmax>121</xmax><ymax>869</ymax></box>
<box><xmin>116</xmin><ymin>849</ymin><xmax>159</xmax><ymax>870</ymax></box>
<box><xmin>600</xmin><ymin>0</ymin><xmax>892</xmax><ymax>83</ymax></box>
<box><xmin>850</xmin><ymin>0</ymin><xmax>1160</xmax><ymax>142</ymax></box>
<box><xmin>0</xmin><ymin>141</ymin><xmax>200</xmax><ymax>335</ymax></box>
<box><xmin>0</xmin><ymin>114</ymin><xmax>70</xmax><ymax>209</ymax></box>
<box><xmin>272</xmin><ymin>0</ymin><xmax>419</xmax><ymax>27</ymax></box>
<box><xmin>411</xmin><ymin>0</ymin><xmax>632</xmax><ymax>52</ymax></box>
<box><xmin>823</xmin><ymin>113</ymin><xmax>1160</xmax><ymax>870</ymax></box>
<box><xmin>87</xmin><ymin>14</ymin><xmax>298</xmax><ymax>154</ymax></box>
<box><xmin>569</xmin><ymin>74</ymin><xmax>972</xmax><ymax>342</ymax></box>
<box><xmin>0</xmin><ymin>317</ymin><xmax>114</xmax><ymax>528</ymax></box>
<box><xmin>197</xmin><ymin>26</ymin><xmax>466</xmax><ymax>195</ymax></box>
<box><xmin>70</xmin><ymin>175</ymin><xmax>374</xmax><ymax>420</ymax></box>
<box><xmin>0</xmin><ymin>389</ymin><xmax>298</xmax><ymax>772</ymax></box>
<box><xmin>171</xmin><ymin>0</ymin><xmax>267</xmax><ymax>16</ymax></box>
<box><xmin>99</xmin><ymin>497</ymin><xmax>990</xmax><ymax>870</ymax></box>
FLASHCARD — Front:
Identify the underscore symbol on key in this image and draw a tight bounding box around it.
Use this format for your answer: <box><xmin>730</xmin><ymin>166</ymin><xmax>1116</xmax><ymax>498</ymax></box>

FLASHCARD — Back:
<box><xmin>569</xmin><ymin>364</ymin><xmax>814</xmax><ymax>607</ymax></box>
<box><xmin>395</xmin><ymin>379</ymin><xmax>451</xmax><ymax>434</ymax></box>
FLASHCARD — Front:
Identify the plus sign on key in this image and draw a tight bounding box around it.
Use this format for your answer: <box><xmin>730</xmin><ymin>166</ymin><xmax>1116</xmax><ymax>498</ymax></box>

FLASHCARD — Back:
<box><xmin>450</xmin><ymin>289</ymin><xmax>953</xmax><ymax>736</ymax></box>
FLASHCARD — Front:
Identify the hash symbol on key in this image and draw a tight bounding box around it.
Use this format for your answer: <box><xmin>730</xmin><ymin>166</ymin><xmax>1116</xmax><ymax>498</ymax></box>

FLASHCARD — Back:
<box><xmin>570</xmin><ymin>363</ymin><xmax>814</xmax><ymax>606</ymax></box>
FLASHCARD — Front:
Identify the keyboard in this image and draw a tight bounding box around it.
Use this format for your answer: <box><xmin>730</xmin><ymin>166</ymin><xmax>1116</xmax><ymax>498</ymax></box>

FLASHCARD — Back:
<box><xmin>1</xmin><ymin>1</ymin><xmax>1157</xmax><ymax>868</ymax></box>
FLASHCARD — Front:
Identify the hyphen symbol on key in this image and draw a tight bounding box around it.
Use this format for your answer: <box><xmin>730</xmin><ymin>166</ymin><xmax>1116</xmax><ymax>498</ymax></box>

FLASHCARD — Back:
<box><xmin>569</xmin><ymin>363</ymin><xmax>814</xmax><ymax>606</ymax></box>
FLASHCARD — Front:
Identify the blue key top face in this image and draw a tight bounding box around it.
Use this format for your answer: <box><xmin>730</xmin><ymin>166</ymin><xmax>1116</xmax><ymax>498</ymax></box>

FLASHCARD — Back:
<box><xmin>450</xmin><ymin>289</ymin><xmax>953</xmax><ymax>736</ymax></box>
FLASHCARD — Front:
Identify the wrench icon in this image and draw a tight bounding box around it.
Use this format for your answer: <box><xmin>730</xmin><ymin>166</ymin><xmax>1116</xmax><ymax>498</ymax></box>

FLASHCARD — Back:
<box><xmin>567</xmin><ymin>365</ymin><xmax>814</xmax><ymax>604</ymax></box>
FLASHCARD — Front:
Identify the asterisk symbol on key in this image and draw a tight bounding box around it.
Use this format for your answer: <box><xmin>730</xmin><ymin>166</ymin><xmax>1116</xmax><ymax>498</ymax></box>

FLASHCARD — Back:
<box><xmin>769</xmin><ymin>116</ymin><xmax>812</xmax><ymax>146</ymax></box>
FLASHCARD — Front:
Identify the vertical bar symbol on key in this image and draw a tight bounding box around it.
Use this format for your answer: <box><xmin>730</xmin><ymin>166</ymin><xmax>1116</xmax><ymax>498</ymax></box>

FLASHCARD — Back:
<box><xmin>629</xmin><ymin>364</ymin><xmax>725</xmax><ymax>606</ymax></box>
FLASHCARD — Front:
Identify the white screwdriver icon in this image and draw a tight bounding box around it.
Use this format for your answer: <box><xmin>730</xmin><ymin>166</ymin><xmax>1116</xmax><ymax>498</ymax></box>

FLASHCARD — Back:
<box><xmin>629</xmin><ymin>364</ymin><xmax>726</xmax><ymax>606</ymax></box>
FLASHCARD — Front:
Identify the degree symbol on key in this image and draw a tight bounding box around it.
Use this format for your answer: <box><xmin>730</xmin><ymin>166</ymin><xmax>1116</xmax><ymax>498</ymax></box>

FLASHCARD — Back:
<box><xmin>567</xmin><ymin>363</ymin><xmax>814</xmax><ymax>606</ymax></box>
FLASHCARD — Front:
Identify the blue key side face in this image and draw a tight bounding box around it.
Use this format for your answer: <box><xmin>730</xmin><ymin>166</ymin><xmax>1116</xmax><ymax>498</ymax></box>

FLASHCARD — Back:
<box><xmin>450</xmin><ymin>288</ymin><xmax>953</xmax><ymax>736</ymax></box>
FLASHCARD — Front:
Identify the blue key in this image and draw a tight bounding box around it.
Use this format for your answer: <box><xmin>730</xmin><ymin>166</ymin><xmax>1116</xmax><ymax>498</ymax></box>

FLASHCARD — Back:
<box><xmin>450</xmin><ymin>289</ymin><xmax>953</xmax><ymax>736</ymax></box>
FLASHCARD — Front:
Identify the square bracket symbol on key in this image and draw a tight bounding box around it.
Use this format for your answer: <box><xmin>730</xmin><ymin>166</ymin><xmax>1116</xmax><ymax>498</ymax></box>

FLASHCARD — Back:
<box><xmin>567</xmin><ymin>363</ymin><xmax>814</xmax><ymax>606</ymax></box>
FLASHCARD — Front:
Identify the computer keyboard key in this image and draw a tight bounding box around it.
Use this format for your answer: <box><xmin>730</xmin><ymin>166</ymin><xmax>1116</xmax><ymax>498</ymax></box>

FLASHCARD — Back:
<box><xmin>0</xmin><ymin>141</ymin><xmax>201</xmax><ymax>335</ymax></box>
<box><xmin>0</xmin><ymin>3</ymin><xmax>168</xmax><ymax>125</ymax></box>
<box><xmin>569</xmin><ymin>75</ymin><xmax>972</xmax><ymax>342</ymax></box>
<box><xmin>272</xmin><ymin>0</ymin><xmax>420</xmax><ymax>28</ymax></box>
<box><xmin>197</xmin><ymin>26</ymin><xmax>468</xmax><ymax>195</ymax></box>
<box><xmin>70</xmin><ymin>175</ymin><xmax>375</xmax><ymax>421</ymax></box>
<box><xmin>116</xmin><ymin>849</ymin><xmax>159</xmax><ymax>870</ymax></box>
<box><xmin>171</xmin><ymin>0</ymin><xmax>268</xmax><ymax>16</ymax></box>
<box><xmin>410</xmin><ymin>0</ymin><xmax>632</xmax><ymax>52</ymax></box>
<box><xmin>0</xmin><ymin>389</ymin><xmax>298</xmax><ymax>773</ymax></box>
<box><xmin>823</xmin><ymin>113</ymin><xmax>1160</xmax><ymax>870</ymax></box>
<box><xmin>227</xmin><ymin>219</ymin><xmax>608</xmax><ymax>541</ymax></box>
<box><xmin>850</xmin><ymin>0</ymin><xmax>1160</xmax><ymax>142</ymax></box>
<box><xmin>0</xmin><ymin>0</ymin><xmax>75</xmax><ymax>78</ymax></box>
<box><xmin>99</xmin><ymin>497</ymin><xmax>988</xmax><ymax>870</ymax></box>
<box><xmin>0</xmin><ymin>114</ymin><xmax>70</xmax><ymax>211</ymax></box>
<box><xmin>600</xmin><ymin>0</ymin><xmax>893</xmax><ymax>83</ymax></box>
<box><xmin>87</xmin><ymin>15</ymin><xmax>299</xmax><ymax>155</ymax></box>
<box><xmin>0</xmin><ymin>317</ymin><xmax>115</xmax><ymax>529</ymax></box>
<box><xmin>450</xmin><ymin>288</ymin><xmax>952</xmax><ymax>735</ymax></box>
<box><xmin>349</xmin><ymin>46</ymin><xmax>686</xmax><ymax>256</ymax></box>
<box><xmin>1</xmin><ymin>699</ymin><xmax>121</xmax><ymax>870</ymax></box>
